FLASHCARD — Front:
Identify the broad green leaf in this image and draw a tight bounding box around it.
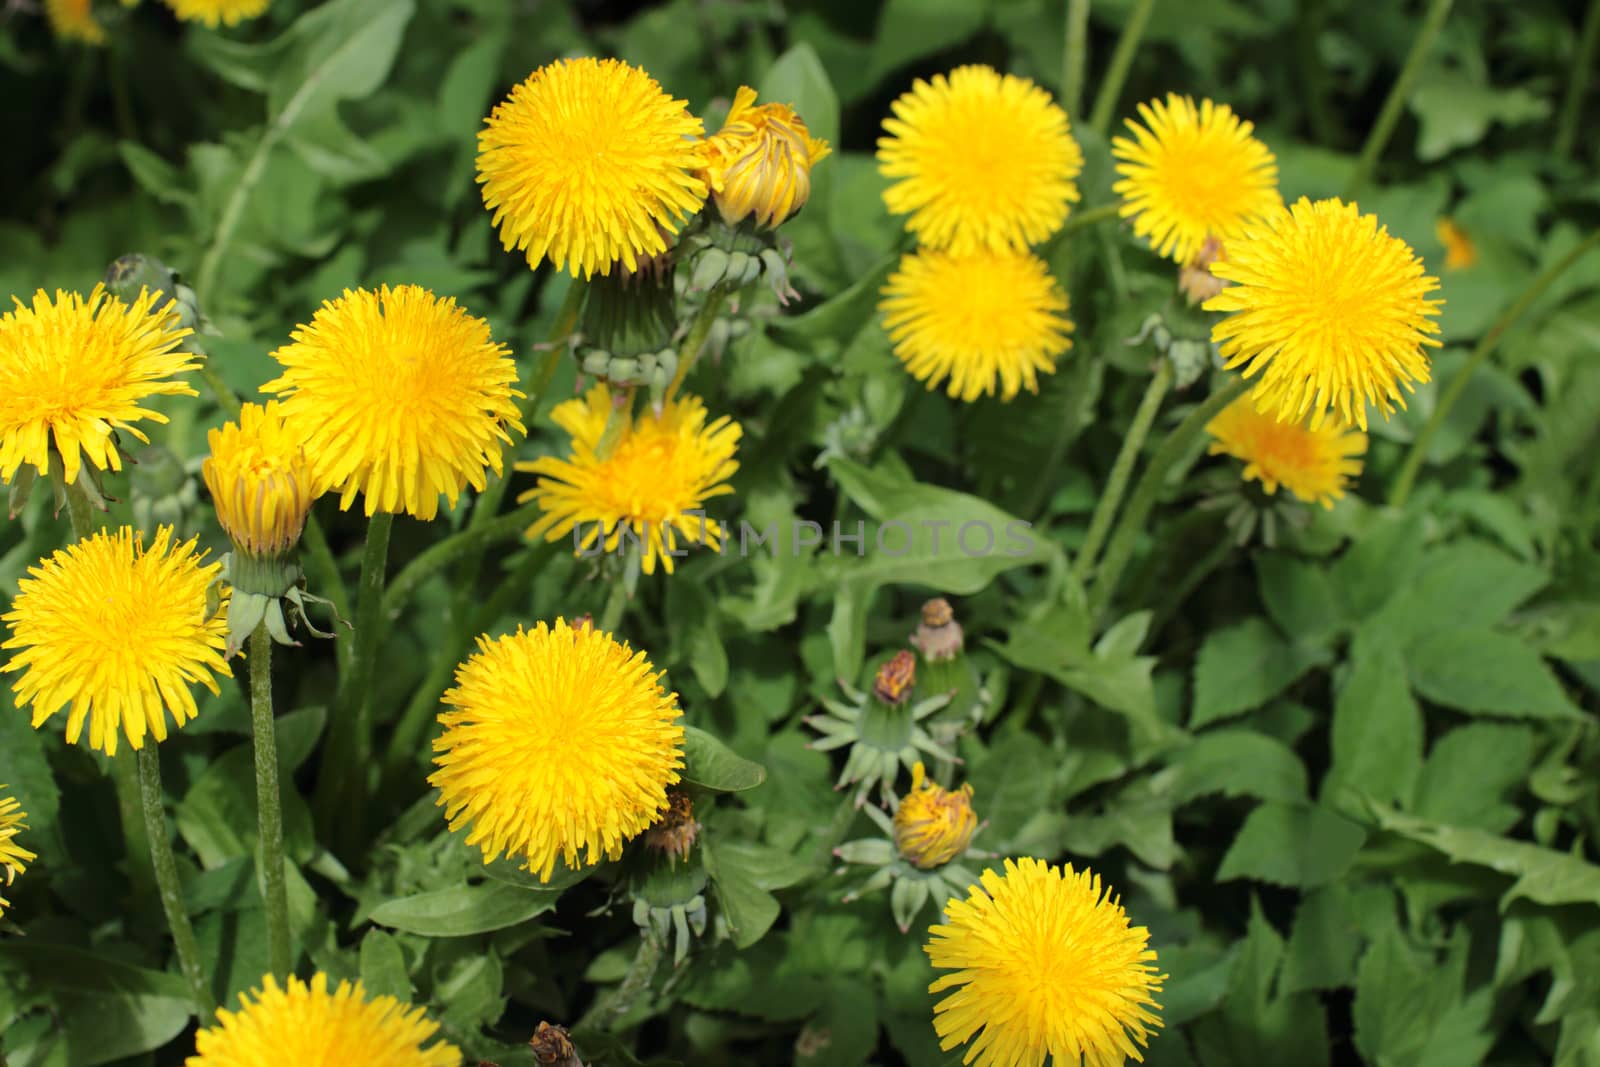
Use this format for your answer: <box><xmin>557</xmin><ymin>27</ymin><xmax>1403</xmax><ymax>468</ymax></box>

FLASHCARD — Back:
<box><xmin>1321</xmin><ymin>643</ymin><xmax>1423</xmax><ymax>813</ymax></box>
<box><xmin>682</xmin><ymin>726</ymin><xmax>766</xmax><ymax>792</ymax></box>
<box><xmin>368</xmin><ymin>881</ymin><xmax>557</xmax><ymax>937</ymax></box>
<box><xmin>702</xmin><ymin>833</ymin><xmax>782</xmax><ymax>949</ymax></box>
<box><xmin>1169</xmin><ymin>729</ymin><xmax>1309</xmax><ymax>804</ymax></box>
<box><xmin>1217</xmin><ymin>802</ymin><xmax>1366</xmax><ymax>888</ymax></box>
<box><xmin>0</xmin><ymin>944</ymin><xmax>193</xmax><ymax>1066</ymax></box>
<box><xmin>1410</xmin><ymin>71</ymin><xmax>1551</xmax><ymax>161</ymax></box>
<box><xmin>668</xmin><ymin>580</ymin><xmax>729</xmax><ymax>698</ymax></box>
<box><xmin>1331</xmin><ymin>512</ymin><xmax>1426</xmax><ymax>621</ymax></box>
<box><xmin>1407</xmin><ymin>627</ymin><xmax>1582</xmax><ymax>720</ymax></box>
<box><xmin>1283</xmin><ymin>886</ymin><xmax>1362</xmax><ymax>993</ymax></box>
<box><xmin>1369</xmin><ymin>805</ymin><xmax>1600</xmax><ymax>910</ymax></box>
<box><xmin>1192</xmin><ymin>617</ymin><xmax>1329</xmax><ymax>728</ymax></box>
<box><xmin>1190</xmin><ymin>903</ymin><xmax>1330</xmax><ymax>1067</ymax></box>
<box><xmin>0</xmin><ymin>708</ymin><xmax>59</xmax><ymax>834</ymax></box>
<box><xmin>359</xmin><ymin>929</ymin><xmax>411</xmax><ymax>1002</ymax></box>
<box><xmin>870</xmin><ymin>0</ymin><xmax>991</xmax><ymax>80</ymax></box>
<box><xmin>1370</xmin><ymin>539</ymin><xmax>1547</xmax><ymax>643</ymax></box>
<box><xmin>1255</xmin><ymin>553</ymin><xmax>1343</xmax><ymax>644</ymax></box>
<box><xmin>1414</xmin><ymin>723</ymin><xmax>1535</xmax><ymax>832</ymax></box>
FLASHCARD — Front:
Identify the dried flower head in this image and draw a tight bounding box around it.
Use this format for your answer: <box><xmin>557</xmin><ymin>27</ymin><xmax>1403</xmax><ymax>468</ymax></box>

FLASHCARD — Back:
<box><xmin>874</xmin><ymin>650</ymin><xmax>918</xmax><ymax>705</ymax></box>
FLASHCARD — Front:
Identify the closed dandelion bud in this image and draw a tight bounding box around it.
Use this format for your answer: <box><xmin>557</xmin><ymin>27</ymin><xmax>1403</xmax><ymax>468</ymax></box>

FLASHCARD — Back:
<box><xmin>874</xmin><ymin>650</ymin><xmax>918</xmax><ymax>706</ymax></box>
<box><xmin>203</xmin><ymin>401</ymin><xmax>318</xmax><ymax>564</ymax></box>
<box><xmin>700</xmin><ymin>87</ymin><xmax>831</xmax><ymax>230</ymax></box>
<box><xmin>893</xmin><ymin>762</ymin><xmax>978</xmax><ymax>869</ymax></box>
<box><xmin>690</xmin><ymin>247</ymin><xmax>731</xmax><ymax>293</ymax></box>
<box><xmin>104</xmin><ymin>254</ymin><xmax>209</xmax><ymax>346</ymax></box>
<box><xmin>911</xmin><ymin>598</ymin><xmax>964</xmax><ymax>663</ymax></box>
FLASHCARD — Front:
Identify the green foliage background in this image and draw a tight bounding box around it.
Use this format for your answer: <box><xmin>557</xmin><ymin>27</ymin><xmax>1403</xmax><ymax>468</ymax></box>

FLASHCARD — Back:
<box><xmin>3</xmin><ymin>0</ymin><xmax>1600</xmax><ymax>1064</ymax></box>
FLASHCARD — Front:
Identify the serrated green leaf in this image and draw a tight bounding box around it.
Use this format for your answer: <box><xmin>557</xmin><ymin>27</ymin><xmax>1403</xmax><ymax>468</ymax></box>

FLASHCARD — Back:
<box><xmin>1217</xmin><ymin>802</ymin><xmax>1366</xmax><ymax>888</ymax></box>
<box><xmin>1192</xmin><ymin>617</ymin><xmax>1328</xmax><ymax>728</ymax></box>
<box><xmin>1407</xmin><ymin>627</ymin><xmax>1582</xmax><ymax>720</ymax></box>
<box><xmin>368</xmin><ymin>881</ymin><xmax>557</xmax><ymax>937</ymax></box>
<box><xmin>358</xmin><ymin>929</ymin><xmax>411</xmax><ymax>1001</ymax></box>
<box><xmin>1321</xmin><ymin>642</ymin><xmax>1422</xmax><ymax>813</ymax></box>
<box><xmin>682</xmin><ymin>726</ymin><xmax>766</xmax><ymax>792</ymax></box>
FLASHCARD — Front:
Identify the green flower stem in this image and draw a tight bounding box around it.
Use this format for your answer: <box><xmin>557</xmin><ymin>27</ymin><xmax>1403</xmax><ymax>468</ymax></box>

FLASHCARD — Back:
<box><xmin>137</xmin><ymin>745</ymin><xmax>216</xmax><ymax>1017</ymax></box>
<box><xmin>1555</xmin><ymin>0</ymin><xmax>1600</xmax><ymax>160</ymax></box>
<box><xmin>1088</xmin><ymin>0</ymin><xmax>1155</xmax><ymax>134</ymax></box>
<box><xmin>1341</xmin><ymin>0</ymin><xmax>1453</xmax><ymax>201</ymax></box>
<box><xmin>1089</xmin><ymin>377</ymin><xmax>1249</xmax><ymax>620</ymax></box>
<box><xmin>248</xmin><ymin>623</ymin><xmax>291</xmax><ymax>981</ymax></box>
<box><xmin>382</xmin><ymin>499</ymin><xmax>543</xmax><ymax>621</ymax></box>
<box><xmin>63</xmin><ymin>480</ymin><xmax>157</xmax><ymax>902</ymax></box>
<box><xmin>598</xmin><ymin>576</ymin><xmax>629</xmax><ymax>634</ymax></box>
<box><xmin>313</xmin><ymin>511</ymin><xmax>394</xmax><ymax>850</ymax></box>
<box><xmin>1062</xmin><ymin>0</ymin><xmax>1091</xmax><ymax>118</ymax></box>
<box><xmin>586</xmin><ymin>929</ymin><xmax>665</xmax><ymax>1032</ymax></box>
<box><xmin>1060</xmin><ymin>202</ymin><xmax>1122</xmax><ymax>238</ymax></box>
<box><xmin>379</xmin><ymin>539</ymin><xmax>559</xmax><ymax>792</ymax></box>
<box><xmin>665</xmin><ymin>293</ymin><xmax>727</xmax><ymax>401</ymax></box>
<box><xmin>1389</xmin><ymin>229</ymin><xmax>1600</xmax><ymax>508</ymax></box>
<box><xmin>1072</xmin><ymin>358</ymin><xmax>1174</xmax><ymax>583</ymax></box>
<box><xmin>197</xmin><ymin>364</ymin><xmax>242</xmax><ymax>419</ymax></box>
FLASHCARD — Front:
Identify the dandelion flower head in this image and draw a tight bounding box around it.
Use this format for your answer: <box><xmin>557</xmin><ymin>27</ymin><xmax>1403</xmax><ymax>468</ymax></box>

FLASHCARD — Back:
<box><xmin>1206</xmin><ymin>197</ymin><xmax>1442</xmax><ymax>430</ymax></box>
<box><xmin>478</xmin><ymin>57</ymin><xmax>708</xmax><ymax>278</ymax></box>
<box><xmin>2</xmin><ymin>526</ymin><xmax>230</xmax><ymax>755</ymax></box>
<box><xmin>1113</xmin><ymin>93</ymin><xmax>1280</xmax><ymax>264</ymax></box>
<box><xmin>262</xmin><ymin>284</ymin><xmax>524</xmax><ymax>521</ymax></box>
<box><xmin>187</xmin><ymin>973</ymin><xmax>458</xmax><ymax>1067</ymax></box>
<box><xmin>519</xmin><ymin>385</ymin><xmax>740</xmax><ymax>575</ymax></box>
<box><xmin>0</xmin><ymin>285</ymin><xmax>196</xmax><ymax>485</ymax></box>
<box><xmin>926</xmin><ymin>857</ymin><xmax>1164</xmax><ymax>1067</ymax></box>
<box><xmin>878</xmin><ymin>65</ymin><xmax>1082</xmax><ymax>254</ymax></box>
<box><xmin>881</xmin><ymin>247</ymin><xmax>1072</xmax><ymax>402</ymax></box>
<box><xmin>1207</xmin><ymin>393</ymin><xmax>1367</xmax><ymax>508</ymax></box>
<box><xmin>429</xmin><ymin>619</ymin><xmax>685</xmax><ymax>882</ymax></box>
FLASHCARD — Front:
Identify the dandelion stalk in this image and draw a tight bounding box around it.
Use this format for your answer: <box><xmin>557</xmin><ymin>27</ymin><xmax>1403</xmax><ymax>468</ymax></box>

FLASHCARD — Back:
<box><xmin>1088</xmin><ymin>0</ymin><xmax>1155</xmax><ymax>134</ymax></box>
<box><xmin>313</xmin><ymin>511</ymin><xmax>394</xmax><ymax>849</ymax></box>
<box><xmin>1089</xmin><ymin>377</ymin><xmax>1249</xmax><ymax>620</ymax></box>
<box><xmin>1062</xmin><ymin>0</ymin><xmax>1091</xmax><ymax>118</ymax></box>
<box><xmin>137</xmin><ymin>745</ymin><xmax>216</xmax><ymax>1017</ymax></box>
<box><xmin>583</xmin><ymin>929</ymin><xmax>665</xmax><ymax>1032</ymax></box>
<box><xmin>1389</xmin><ymin>228</ymin><xmax>1600</xmax><ymax>508</ymax></box>
<box><xmin>665</xmin><ymin>293</ymin><xmax>727</xmax><ymax>401</ymax></box>
<box><xmin>248</xmin><ymin>623</ymin><xmax>291</xmax><ymax>981</ymax></box>
<box><xmin>382</xmin><ymin>499</ymin><xmax>543</xmax><ymax>620</ymax></box>
<box><xmin>1072</xmin><ymin>358</ymin><xmax>1174</xmax><ymax>582</ymax></box>
<box><xmin>1342</xmin><ymin>0</ymin><xmax>1453</xmax><ymax>200</ymax></box>
<box><xmin>1555</xmin><ymin>0</ymin><xmax>1600</xmax><ymax>160</ymax></box>
<box><xmin>598</xmin><ymin>575</ymin><xmax>629</xmax><ymax>634</ymax></box>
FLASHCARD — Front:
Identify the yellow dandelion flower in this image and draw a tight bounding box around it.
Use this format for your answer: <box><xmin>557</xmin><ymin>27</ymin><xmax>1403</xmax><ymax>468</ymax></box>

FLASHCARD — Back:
<box><xmin>1113</xmin><ymin>94</ymin><xmax>1281</xmax><ymax>265</ymax></box>
<box><xmin>881</xmin><ymin>247</ymin><xmax>1072</xmax><ymax>402</ymax></box>
<box><xmin>188</xmin><ymin>973</ymin><xmax>459</xmax><ymax>1067</ymax></box>
<box><xmin>478</xmin><ymin>57</ymin><xmax>708</xmax><ymax>279</ymax></box>
<box><xmin>1</xmin><ymin>526</ymin><xmax>230</xmax><ymax>756</ymax></box>
<box><xmin>162</xmin><ymin>0</ymin><xmax>268</xmax><ymax>27</ymax></box>
<box><xmin>927</xmin><ymin>857</ymin><xmax>1164</xmax><ymax>1067</ymax></box>
<box><xmin>518</xmin><ymin>385</ymin><xmax>741</xmax><ymax>576</ymax></box>
<box><xmin>894</xmin><ymin>762</ymin><xmax>978</xmax><ymax>870</ymax></box>
<box><xmin>878</xmin><ymin>65</ymin><xmax>1082</xmax><ymax>254</ymax></box>
<box><xmin>44</xmin><ymin>0</ymin><xmax>105</xmax><ymax>44</ymax></box>
<box><xmin>700</xmin><ymin>86</ymin><xmax>832</xmax><ymax>229</ymax></box>
<box><xmin>1206</xmin><ymin>393</ymin><xmax>1367</xmax><ymax>508</ymax></box>
<box><xmin>262</xmin><ymin>285</ymin><xmax>524</xmax><ymax>521</ymax></box>
<box><xmin>0</xmin><ymin>285</ymin><xmax>197</xmax><ymax>486</ymax></box>
<box><xmin>202</xmin><ymin>401</ymin><xmax>320</xmax><ymax>559</ymax></box>
<box><xmin>1206</xmin><ymin>197</ymin><xmax>1443</xmax><ymax>430</ymax></box>
<box><xmin>1435</xmin><ymin>216</ymin><xmax>1478</xmax><ymax>270</ymax></box>
<box><xmin>429</xmin><ymin>619</ymin><xmax>684</xmax><ymax>883</ymax></box>
<box><xmin>0</xmin><ymin>788</ymin><xmax>37</xmax><ymax>921</ymax></box>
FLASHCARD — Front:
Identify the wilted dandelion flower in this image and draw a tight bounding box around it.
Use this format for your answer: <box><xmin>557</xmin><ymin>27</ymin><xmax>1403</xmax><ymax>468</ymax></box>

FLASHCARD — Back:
<box><xmin>519</xmin><ymin>385</ymin><xmax>741</xmax><ymax>576</ymax></box>
<box><xmin>2</xmin><ymin>527</ymin><xmax>230</xmax><ymax>755</ymax></box>
<box><xmin>478</xmin><ymin>57</ymin><xmax>708</xmax><ymax>278</ymax></box>
<box><xmin>0</xmin><ymin>285</ymin><xmax>197</xmax><ymax>486</ymax></box>
<box><xmin>927</xmin><ymin>857</ymin><xmax>1164</xmax><ymax>1067</ymax></box>
<box><xmin>1435</xmin><ymin>217</ymin><xmax>1477</xmax><ymax>270</ymax></box>
<box><xmin>700</xmin><ymin>86</ymin><xmax>832</xmax><ymax>229</ymax></box>
<box><xmin>1206</xmin><ymin>197</ymin><xmax>1443</xmax><ymax>430</ymax></box>
<box><xmin>881</xmin><ymin>247</ymin><xmax>1072</xmax><ymax>402</ymax></box>
<box><xmin>162</xmin><ymin>0</ymin><xmax>269</xmax><ymax>27</ymax></box>
<box><xmin>202</xmin><ymin>401</ymin><xmax>319</xmax><ymax>559</ymax></box>
<box><xmin>262</xmin><ymin>285</ymin><xmax>524</xmax><ymax>521</ymax></box>
<box><xmin>894</xmin><ymin>762</ymin><xmax>978</xmax><ymax>870</ymax></box>
<box><xmin>0</xmin><ymin>789</ymin><xmax>36</xmax><ymax>921</ymax></box>
<box><xmin>187</xmin><ymin>973</ymin><xmax>458</xmax><ymax>1067</ymax></box>
<box><xmin>1113</xmin><ymin>94</ymin><xmax>1280</xmax><ymax>265</ymax></box>
<box><xmin>878</xmin><ymin>65</ymin><xmax>1082</xmax><ymax>253</ymax></box>
<box><xmin>44</xmin><ymin>0</ymin><xmax>105</xmax><ymax>43</ymax></box>
<box><xmin>429</xmin><ymin>619</ymin><xmax>684</xmax><ymax>883</ymax></box>
<box><xmin>1206</xmin><ymin>393</ymin><xmax>1366</xmax><ymax>508</ymax></box>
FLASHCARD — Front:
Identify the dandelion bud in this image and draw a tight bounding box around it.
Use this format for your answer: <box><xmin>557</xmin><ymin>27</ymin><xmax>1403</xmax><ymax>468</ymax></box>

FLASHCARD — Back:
<box><xmin>1435</xmin><ymin>217</ymin><xmax>1477</xmax><ymax>271</ymax></box>
<box><xmin>873</xmin><ymin>650</ymin><xmax>917</xmax><ymax>706</ymax></box>
<box><xmin>892</xmin><ymin>762</ymin><xmax>977</xmax><ymax>869</ymax></box>
<box><xmin>700</xmin><ymin>87</ymin><xmax>831</xmax><ymax>230</ymax></box>
<box><xmin>911</xmin><ymin>597</ymin><xmax>964</xmax><ymax>662</ymax></box>
<box><xmin>1178</xmin><ymin>235</ymin><xmax>1227</xmax><ymax>306</ymax></box>
<box><xmin>202</xmin><ymin>401</ymin><xmax>317</xmax><ymax>563</ymax></box>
